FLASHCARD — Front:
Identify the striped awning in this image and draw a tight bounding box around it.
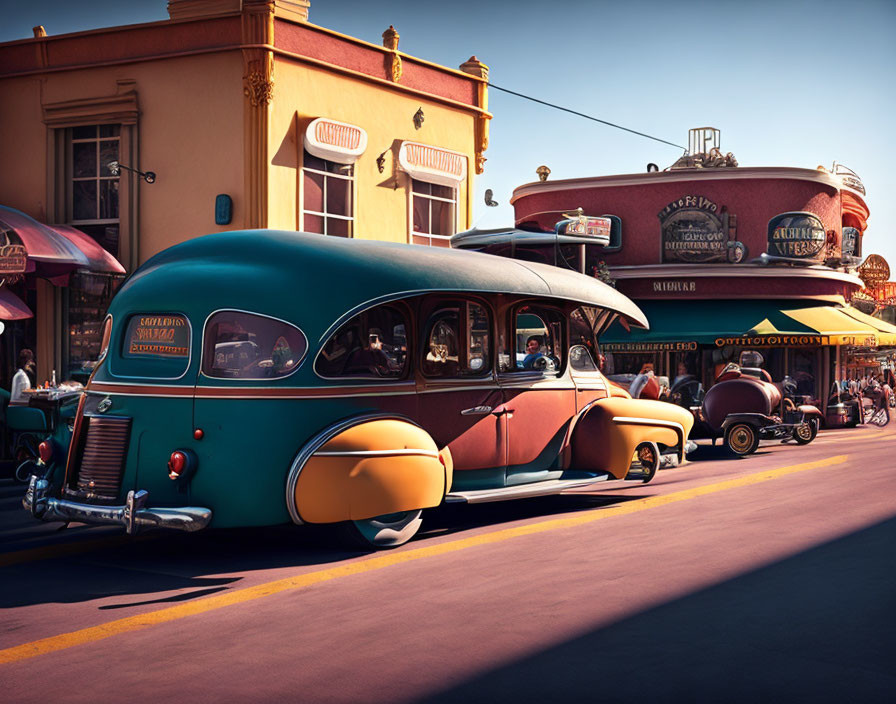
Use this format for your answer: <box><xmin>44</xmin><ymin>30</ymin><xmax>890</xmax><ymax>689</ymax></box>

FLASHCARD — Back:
<box><xmin>398</xmin><ymin>141</ymin><xmax>467</xmax><ymax>187</ymax></box>
<box><xmin>304</xmin><ymin>118</ymin><xmax>367</xmax><ymax>164</ymax></box>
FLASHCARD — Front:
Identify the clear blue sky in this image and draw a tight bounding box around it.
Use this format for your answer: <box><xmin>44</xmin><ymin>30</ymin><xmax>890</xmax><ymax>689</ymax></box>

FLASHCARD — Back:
<box><xmin>2</xmin><ymin>0</ymin><xmax>894</xmax><ymax>267</ymax></box>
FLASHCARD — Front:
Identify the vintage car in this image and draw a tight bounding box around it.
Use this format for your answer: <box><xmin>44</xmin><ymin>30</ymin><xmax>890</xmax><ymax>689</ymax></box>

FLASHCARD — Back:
<box><xmin>692</xmin><ymin>352</ymin><xmax>823</xmax><ymax>456</ymax></box>
<box><xmin>25</xmin><ymin>231</ymin><xmax>693</xmax><ymax>548</ymax></box>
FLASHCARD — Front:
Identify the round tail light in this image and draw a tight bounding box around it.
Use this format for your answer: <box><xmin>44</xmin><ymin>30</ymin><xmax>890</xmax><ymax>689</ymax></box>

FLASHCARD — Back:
<box><xmin>38</xmin><ymin>440</ymin><xmax>53</xmax><ymax>464</ymax></box>
<box><xmin>168</xmin><ymin>451</ymin><xmax>188</xmax><ymax>480</ymax></box>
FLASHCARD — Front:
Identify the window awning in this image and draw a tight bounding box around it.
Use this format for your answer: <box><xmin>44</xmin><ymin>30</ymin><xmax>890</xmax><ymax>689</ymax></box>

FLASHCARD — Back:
<box><xmin>601</xmin><ymin>300</ymin><xmax>893</xmax><ymax>348</ymax></box>
<box><xmin>398</xmin><ymin>141</ymin><xmax>467</xmax><ymax>187</ymax></box>
<box><xmin>0</xmin><ymin>205</ymin><xmax>125</xmax><ymax>279</ymax></box>
<box><xmin>0</xmin><ymin>287</ymin><xmax>33</xmax><ymax>321</ymax></box>
<box><xmin>304</xmin><ymin>118</ymin><xmax>367</xmax><ymax>164</ymax></box>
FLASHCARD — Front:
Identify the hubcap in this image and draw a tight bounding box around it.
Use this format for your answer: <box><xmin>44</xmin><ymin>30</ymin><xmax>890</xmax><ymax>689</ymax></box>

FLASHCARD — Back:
<box><xmin>730</xmin><ymin>426</ymin><xmax>752</xmax><ymax>453</ymax></box>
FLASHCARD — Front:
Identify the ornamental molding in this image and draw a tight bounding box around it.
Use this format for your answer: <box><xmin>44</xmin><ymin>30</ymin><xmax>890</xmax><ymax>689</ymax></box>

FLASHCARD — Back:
<box><xmin>244</xmin><ymin>69</ymin><xmax>274</xmax><ymax>106</ymax></box>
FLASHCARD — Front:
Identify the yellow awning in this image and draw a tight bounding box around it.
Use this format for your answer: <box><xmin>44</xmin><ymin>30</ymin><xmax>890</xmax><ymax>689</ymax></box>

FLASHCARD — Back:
<box><xmin>780</xmin><ymin>305</ymin><xmax>891</xmax><ymax>346</ymax></box>
<box><xmin>837</xmin><ymin>306</ymin><xmax>896</xmax><ymax>346</ymax></box>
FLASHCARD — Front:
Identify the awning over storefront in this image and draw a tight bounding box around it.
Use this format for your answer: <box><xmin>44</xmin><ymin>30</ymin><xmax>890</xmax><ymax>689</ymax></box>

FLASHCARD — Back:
<box><xmin>0</xmin><ymin>205</ymin><xmax>124</xmax><ymax>279</ymax></box>
<box><xmin>0</xmin><ymin>287</ymin><xmax>33</xmax><ymax>320</ymax></box>
<box><xmin>602</xmin><ymin>300</ymin><xmax>892</xmax><ymax>349</ymax></box>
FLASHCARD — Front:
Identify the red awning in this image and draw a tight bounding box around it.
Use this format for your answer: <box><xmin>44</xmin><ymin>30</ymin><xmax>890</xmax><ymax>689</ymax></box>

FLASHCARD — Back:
<box><xmin>0</xmin><ymin>205</ymin><xmax>124</xmax><ymax>278</ymax></box>
<box><xmin>0</xmin><ymin>286</ymin><xmax>34</xmax><ymax>320</ymax></box>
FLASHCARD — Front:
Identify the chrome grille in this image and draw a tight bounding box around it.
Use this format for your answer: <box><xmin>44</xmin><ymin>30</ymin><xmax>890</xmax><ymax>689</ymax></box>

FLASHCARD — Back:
<box><xmin>75</xmin><ymin>416</ymin><xmax>132</xmax><ymax>500</ymax></box>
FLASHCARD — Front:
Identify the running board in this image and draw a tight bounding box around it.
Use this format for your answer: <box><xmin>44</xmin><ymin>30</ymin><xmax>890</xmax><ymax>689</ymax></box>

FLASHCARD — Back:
<box><xmin>445</xmin><ymin>474</ymin><xmax>611</xmax><ymax>504</ymax></box>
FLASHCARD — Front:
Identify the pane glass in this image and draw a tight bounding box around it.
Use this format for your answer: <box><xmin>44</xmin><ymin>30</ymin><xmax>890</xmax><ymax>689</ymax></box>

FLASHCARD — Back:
<box><xmin>99</xmin><ymin>124</ymin><xmax>120</xmax><ymax>138</ymax></box>
<box><xmin>203</xmin><ymin>311</ymin><xmax>307</xmax><ymax>379</ymax></box>
<box><xmin>99</xmin><ymin>180</ymin><xmax>119</xmax><ymax>220</ymax></box>
<box><xmin>431</xmin><ymin>199</ymin><xmax>455</xmax><ymax>236</ymax></box>
<box><xmin>72</xmin><ymin>142</ymin><xmax>97</xmax><ymax>178</ymax></box>
<box><xmin>326</xmin><ymin>217</ymin><xmax>351</xmax><ymax>237</ymax></box>
<box><xmin>303</xmin><ymin>151</ymin><xmax>327</xmax><ymax>172</ymax></box>
<box><xmin>570</xmin><ymin>345</ymin><xmax>598</xmax><ymax>372</ymax></box>
<box><xmin>326</xmin><ymin>175</ymin><xmax>351</xmax><ymax>216</ymax></box>
<box><xmin>315</xmin><ymin>305</ymin><xmax>408</xmax><ymax>379</ymax></box>
<box><xmin>67</xmin><ymin>272</ymin><xmax>122</xmax><ymax>382</ymax></box>
<box><xmin>423</xmin><ymin>311</ymin><xmax>460</xmax><ymax>377</ymax></box>
<box><xmin>99</xmin><ymin>140</ymin><xmax>119</xmax><ymax>176</ymax></box>
<box><xmin>412</xmin><ymin>194</ymin><xmax>428</xmax><ymax>233</ymax></box>
<box><xmin>72</xmin><ymin>125</ymin><xmax>97</xmax><ymax>140</ymax></box>
<box><xmin>431</xmin><ymin>184</ymin><xmax>454</xmax><ymax>200</ymax></box>
<box><xmin>303</xmin><ymin>170</ymin><xmax>324</xmax><ymax>213</ymax></box>
<box><xmin>304</xmin><ymin>213</ymin><xmax>324</xmax><ymax>234</ymax></box>
<box><xmin>514</xmin><ymin>306</ymin><xmax>562</xmax><ymax>373</ymax></box>
<box><xmin>72</xmin><ymin>181</ymin><xmax>97</xmax><ymax>220</ymax></box>
<box><xmin>412</xmin><ymin>179</ymin><xmax>430</xmax><ymax>194</ymax></box>
<box><xmin>467</xmin><ymin>303</ymin><xmax>490</xmax><ymax>374</ymax></box>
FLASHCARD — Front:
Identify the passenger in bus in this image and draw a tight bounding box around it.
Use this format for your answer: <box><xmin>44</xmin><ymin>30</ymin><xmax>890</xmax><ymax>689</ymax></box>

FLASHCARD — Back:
<box><xmin>522</xmin><ymin>335</ymin><xmax>545</xmax><ymax>369</ymax></box>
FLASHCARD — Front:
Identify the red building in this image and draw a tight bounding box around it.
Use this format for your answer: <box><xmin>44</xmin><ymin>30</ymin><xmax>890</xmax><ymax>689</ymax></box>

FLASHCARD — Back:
<box><xmin>509</xmin><ymin>128</ymin><xmax>896</xmax><ymax>406</ymax></box>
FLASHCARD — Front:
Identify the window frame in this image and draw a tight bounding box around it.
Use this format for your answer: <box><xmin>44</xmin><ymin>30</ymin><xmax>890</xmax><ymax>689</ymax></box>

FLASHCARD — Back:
<box><xmin>504</xmin><ymin>302</ymin><xmax>566</xmax><ymax>376</ymax></box>
<box><xmin>200</xmin><ymin>308</ymin><xmax>308</xmax><ymax>382</ymax></box>
<box><xmin>300</xmin><ymin>149</ymin><xmax>355</xmax><ymax>237</ymax></box>
<box><xmin>69</xmin><ymin>124</ymin><xmax>121</xmax><ymax>228</ymax></box>
<box><xmin>409</xmin><ymin>178</ymin><xmax>458</xmax><ymax>246</ymax></box>
<box><xmin>313</xmin><ymin>302</ymin><xmax>412</xmax><ymax>382</ymax></box>
<box><xmin>420</xmin><ymin>298</ymin><xmax>493</xmax><ymax>379</ymax></box>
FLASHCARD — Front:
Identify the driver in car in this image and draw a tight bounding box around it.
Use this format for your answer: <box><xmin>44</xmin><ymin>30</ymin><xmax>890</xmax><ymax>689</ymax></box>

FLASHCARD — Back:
<box><xmin>522</xmin><ymin>335</ymin><xmax>546</xmax><ymax>370</ymax></box>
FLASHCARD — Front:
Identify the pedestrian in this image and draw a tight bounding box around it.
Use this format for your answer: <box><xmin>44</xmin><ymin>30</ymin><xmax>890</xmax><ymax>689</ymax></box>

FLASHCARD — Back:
<box><xmin>10</xmin><ymin>348</ymin><xmax>35</xmax><ymax>405</ymax></box>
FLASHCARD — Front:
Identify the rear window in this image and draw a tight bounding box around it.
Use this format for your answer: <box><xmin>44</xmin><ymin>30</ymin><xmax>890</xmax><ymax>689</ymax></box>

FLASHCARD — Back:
<box><xmin>202</xmin><ymin>311</ymin><xmax>307</xmax><ymax>379</ymax></box>
<box><xmin>112</xmin><ymin>313</ymin><xmax>193</xmax><ymax>379</ymax></box>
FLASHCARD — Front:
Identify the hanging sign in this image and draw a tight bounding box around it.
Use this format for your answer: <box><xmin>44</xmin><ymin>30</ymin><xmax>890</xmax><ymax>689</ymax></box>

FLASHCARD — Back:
<box><xmin>659</xmin><ymin>196</ymin><xmax>745</xmax><ymax>263</ymax></box>
<box><xmin>858</xmin><ymin>254</ymin><xmax>890</xmax><ymax>289</ymax></box>
<box><xmin>0</xmin><ymin>244</ymin><xmax>27</xmax><ymax>280</ymax></box>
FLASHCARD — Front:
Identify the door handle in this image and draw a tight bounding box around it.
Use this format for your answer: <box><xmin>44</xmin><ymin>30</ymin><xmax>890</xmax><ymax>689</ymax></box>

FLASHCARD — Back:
<box><xmin>461</xmin><ymin>406</ymin><xmax>493</xmax><ymax>416</ymax></box>
<box><xmin>491</xmin><ymin>405</ymin><xmax>514</xmax><ymax>417</ymax></box>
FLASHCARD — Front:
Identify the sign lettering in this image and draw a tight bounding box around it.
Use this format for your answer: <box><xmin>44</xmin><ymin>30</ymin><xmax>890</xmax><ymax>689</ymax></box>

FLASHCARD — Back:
<box><xmin>767</xmin><ymin>212</ymin><xmax>826</xmax><ymax>261</ymax></box>
<box><xmin>125</xmin><ymin>314</ymin><xmax>190</xmax><ymax>358</ymax></box>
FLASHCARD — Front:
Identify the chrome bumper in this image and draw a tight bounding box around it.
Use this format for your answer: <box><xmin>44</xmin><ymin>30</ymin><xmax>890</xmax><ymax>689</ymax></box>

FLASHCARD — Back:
<box><xmin>24</xmin><ymin>476</ymin><xmax>212</xmax><ymax>535</ymax></box>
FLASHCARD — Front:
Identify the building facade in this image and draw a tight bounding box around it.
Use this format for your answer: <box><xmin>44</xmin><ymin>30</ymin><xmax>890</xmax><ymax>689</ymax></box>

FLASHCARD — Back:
<box><xmin>509</xmin><ymin>129</ymin><xmax>894</xmax><ymax>406</ymax></box>
<box><xmin>0</xmin><ymin>0</ymin><xmax>490</xmax><ymax>384</ymax></box>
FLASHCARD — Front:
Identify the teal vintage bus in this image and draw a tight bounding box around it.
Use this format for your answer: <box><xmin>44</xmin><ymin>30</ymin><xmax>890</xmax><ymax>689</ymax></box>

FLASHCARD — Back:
<box><xmin>26</xmin><ymin>231</ymin><xmax>693</xmax><ymax>548</ymax></box>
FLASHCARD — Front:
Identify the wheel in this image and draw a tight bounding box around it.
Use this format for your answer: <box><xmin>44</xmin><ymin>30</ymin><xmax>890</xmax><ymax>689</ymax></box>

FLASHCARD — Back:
<box><xmin>724</xmin><ymin>423</ymin><xmax>760</xmax><ymax>457</ymax></box>
<box><xmin>343</xmin><ymin>509</ymin><xmax>423</xmax><ymax>549</ymax></box>
<box><xmin>792</xmin><ymin>419</ymin><xmax>818</xmax><ymax>445</ymax></box>
<box><xmin>626</xmin><ymin>441</ymin><xmax>660</xmax><ymax>483</ymax></box>
<box><xmin>869</xmin><ymin>407</ymin><xmax>890</xmax><ymax>427</ymax></box>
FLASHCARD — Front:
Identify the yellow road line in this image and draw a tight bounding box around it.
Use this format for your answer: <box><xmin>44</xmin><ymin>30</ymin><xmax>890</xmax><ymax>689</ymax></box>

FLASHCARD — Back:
<box><xmin>0</xmin><ymin>454</ymin><xmax>847</xmax><ymax>665</ymax></box>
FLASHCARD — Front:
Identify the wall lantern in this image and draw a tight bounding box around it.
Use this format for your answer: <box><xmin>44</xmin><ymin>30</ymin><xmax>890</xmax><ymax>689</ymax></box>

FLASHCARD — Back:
<box><xmin>413</xmin><ymin>108</ymin><xmax>425</xmax><ymax>130</ymax></box>
<box><xmin>376</xmin><ymin>150</ymin><xmax>388</xmax><ymax>174</ymax></box>
<box><xmin>108</xmin><ymin>161</ymin><xmax>156</xmax><ymax>184</ymax></box>
<box><xmin>215</xmin><ymin>194</ymin><xmax>233</xmax><ymax>225</ymax></box>
<box><xmin>536</xmin><ymin>165</ymin><xmax>551</xmax><ymax>182</ymax></box>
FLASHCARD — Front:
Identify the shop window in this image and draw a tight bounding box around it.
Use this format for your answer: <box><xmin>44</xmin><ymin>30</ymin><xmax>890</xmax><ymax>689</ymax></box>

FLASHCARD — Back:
<box><xmin>507</xmin><ymin>304</ymin><xmax>564</xmax><ymax>374</ymax></box>
<box><xmin>302</xmin><ymin>151</ymin><xmax>354</xmax><ymax>237</ymax></box>
<box><xmin>67</xmin><ymin>272</ymin><xmax>123</xmax><ymax>382</ymax></box>
<box><xmin>315</xmin><ymin>305</ymin><xmax>408</xmax><ymax>379</ymax></box>
<box><xmin>422</xmin><ymin>301</ymin><xmax>491</xmax><ymax>378</ymax></box>
<box><xmin>203</xmin><ymin>311</ymin><xmax>306</xmax><ymax>379</ymax></box>
<box><xmin>411</xmin><ymin>179</ymin><xmax>456</xmax><ymax>247</ymax></box>
<box><xmin>70</xmin><ymin>124</ymin><xmax>121</xmax><ymax>257</ymax></box>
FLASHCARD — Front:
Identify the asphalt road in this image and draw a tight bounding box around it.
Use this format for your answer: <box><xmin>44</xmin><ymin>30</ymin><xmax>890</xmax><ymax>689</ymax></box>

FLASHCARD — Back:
<box><xmin>1</xmin><ymin>423</ymin><xmax>895</xmax><ymax>703</ymax></box>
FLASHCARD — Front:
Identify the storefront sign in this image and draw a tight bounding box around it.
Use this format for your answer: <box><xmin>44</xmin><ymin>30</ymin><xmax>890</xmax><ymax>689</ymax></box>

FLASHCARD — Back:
<box><xmin>658</xmin><ymin>196</ymin><xmax>745</xmax><ymax>263</ymax></box>
<box><xmin>767</xmin><ymin>212</ymin><xmax>826</xmax><ymax>261</ymax></box>
<box><xmin>0</xmin><ymin>244</ymin><xmax>26</xmax><ymax>280</ymax></box>
<box><xmin>871</xmin><ymin>281</ymin><xmax>896</xmax><ymax>305</ymax></box>
<box><xmin>714</xmin><ymin>334</ymin><xmax>876</xmax><ymax>348</ymax></box>
<box><xmin>603</xmin><ymin>341</ymin><xmax>698</xmax><ymax>352</ymax></box>
<box><xmin>560</xmin><ymin>215</ymin><xmax>612</xmax><ymax>241</ymax></box>
<box><xmin>858</xmin><ymin>254</ymin><xmax>890</xmax><ymax>288</ymax></box>
<box><xmin>652</xmin><ymin>280</ymin><xmax>696</xmax><ymax>293</ymax></box>
<box><xmin>125</xmin><ymin>314</ymin><xmax>190</xmax><ymax>357</ymax></box>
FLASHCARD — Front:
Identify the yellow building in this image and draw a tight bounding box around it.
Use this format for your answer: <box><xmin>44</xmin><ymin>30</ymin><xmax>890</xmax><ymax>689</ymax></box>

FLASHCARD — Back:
<box><xmin>0</xmin><ymin>0</ymin><xmax>490</xmax><ymax>384</ymax></box>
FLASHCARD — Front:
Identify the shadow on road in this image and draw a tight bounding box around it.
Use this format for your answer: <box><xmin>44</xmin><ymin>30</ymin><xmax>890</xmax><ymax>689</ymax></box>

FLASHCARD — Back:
<box><xmin>421</xmin><ymin>515</ymin><xmax>896</xmax><ymax>703</ymax></box>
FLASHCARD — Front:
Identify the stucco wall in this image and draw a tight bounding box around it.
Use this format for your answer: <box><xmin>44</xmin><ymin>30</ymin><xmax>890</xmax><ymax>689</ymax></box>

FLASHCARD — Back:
<box><xmin>269</xmin><ymin>57</ymin><xmax>476</xmax><ymax>242</ymax></box>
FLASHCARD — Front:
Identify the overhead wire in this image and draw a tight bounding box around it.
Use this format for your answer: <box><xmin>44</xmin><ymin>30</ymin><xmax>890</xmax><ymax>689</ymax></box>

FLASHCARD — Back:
<box><xmin>486</xmin><ymin>82</ymin><xmax>687</xmax><ymax>152</ymax></box>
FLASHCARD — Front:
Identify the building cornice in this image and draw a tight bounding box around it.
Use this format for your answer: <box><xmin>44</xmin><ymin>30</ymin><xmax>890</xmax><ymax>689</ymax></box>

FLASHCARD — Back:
<box><xmin>609</xmin><ymin>263</ymin><xmax>865</xmax><ymax>287</ymax></box>
<box><xmin>511</xmin><ymin>166</ymin><xmax>865</xmax><ymax>206</ymax></box>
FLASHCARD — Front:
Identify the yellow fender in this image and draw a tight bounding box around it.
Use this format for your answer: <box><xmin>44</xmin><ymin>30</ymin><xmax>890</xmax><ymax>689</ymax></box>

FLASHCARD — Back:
<box><xmin>292</xmin><ymin>418</ymin><xmax>452</xmax><ymax>524</ymax></box>
<box><xmin>571</xmin><ymin>397</ymin><xmax>694</xmax><ymax>479</ymax></box>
